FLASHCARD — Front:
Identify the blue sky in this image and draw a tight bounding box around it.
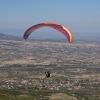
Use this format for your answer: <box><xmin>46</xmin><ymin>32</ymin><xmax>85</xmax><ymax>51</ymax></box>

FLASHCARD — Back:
<box><xmin>0</xmin><ymin>0</ymin><xmax>100</xmax><ymax>38</ymax></box>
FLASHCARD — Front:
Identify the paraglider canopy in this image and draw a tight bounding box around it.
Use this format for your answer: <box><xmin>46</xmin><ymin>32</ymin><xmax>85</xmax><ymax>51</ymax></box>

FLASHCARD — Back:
<box><xmin>23</xmin><ymin>22</ymin><xmax>74</xmax><ymax>43</ymax></box>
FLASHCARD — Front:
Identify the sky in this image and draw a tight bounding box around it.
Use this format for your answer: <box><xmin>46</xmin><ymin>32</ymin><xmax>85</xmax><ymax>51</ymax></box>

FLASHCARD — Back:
<box><xmin>0</xmin><ymin>0</ymin><xmax>100</xmax><ymax>38</ymax></box>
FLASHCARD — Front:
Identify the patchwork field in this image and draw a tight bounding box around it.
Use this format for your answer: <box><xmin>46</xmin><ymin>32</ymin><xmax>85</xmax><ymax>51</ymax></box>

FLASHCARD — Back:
<box><xmin>0</xmin><ymin>38</ymin><xmax>100</xmax><ymax>100</ymax></box>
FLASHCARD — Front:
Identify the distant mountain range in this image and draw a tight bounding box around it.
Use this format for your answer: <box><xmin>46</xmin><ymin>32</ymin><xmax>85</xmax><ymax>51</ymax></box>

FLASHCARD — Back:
<box><xmin>0</xmin><ymin>33</ymin><xmax>22</xmax><ymax>41</ymax></box>
<box><xmin>0</xmin><ymin>33</ymin><xmax>68</xmax><ymax>42</ymax></box>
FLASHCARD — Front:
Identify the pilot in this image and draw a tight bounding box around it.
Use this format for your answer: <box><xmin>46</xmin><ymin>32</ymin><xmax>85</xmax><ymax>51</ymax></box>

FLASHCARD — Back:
<box><xmin>45</xmin><ymin>71</ymin><xmax>51</xmax><ymax>78</ymax></box>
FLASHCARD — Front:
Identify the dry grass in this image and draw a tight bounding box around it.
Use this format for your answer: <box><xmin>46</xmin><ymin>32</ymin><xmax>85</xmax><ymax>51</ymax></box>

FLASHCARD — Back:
<box><xmin>49</xmin><ymin>93</ymin><xmax>78</xmax><ymax>100</ymax></box>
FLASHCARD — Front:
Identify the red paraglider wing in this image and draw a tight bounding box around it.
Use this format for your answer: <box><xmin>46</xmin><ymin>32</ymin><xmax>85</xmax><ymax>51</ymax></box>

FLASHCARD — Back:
<box><xmin>23</xmin><ymin>22</ymin><xmax>74</xmax><ymax>43</ymax></box>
